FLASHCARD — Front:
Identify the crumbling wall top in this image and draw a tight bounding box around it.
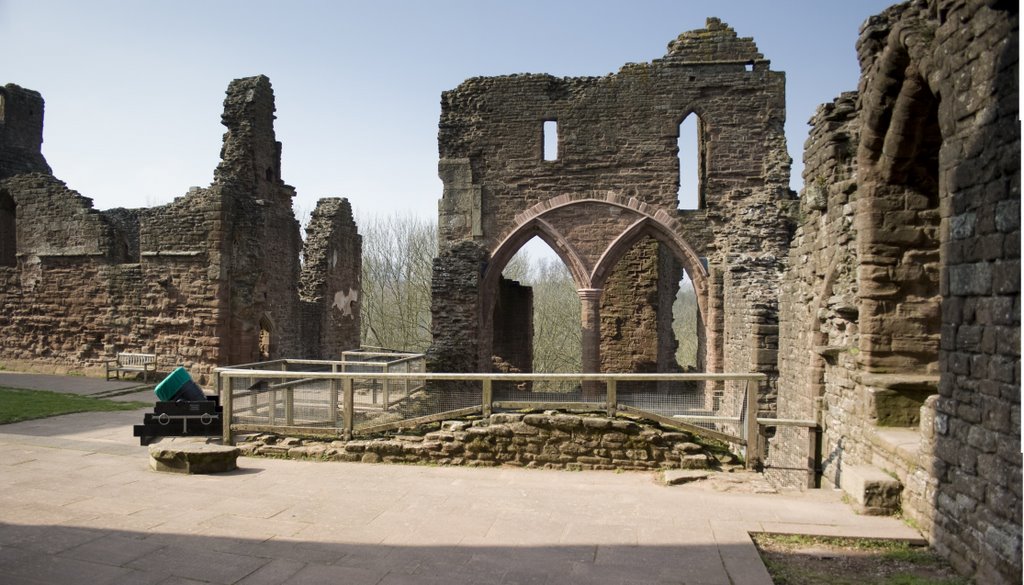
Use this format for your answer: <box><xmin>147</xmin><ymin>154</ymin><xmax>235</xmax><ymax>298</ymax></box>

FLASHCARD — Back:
<box><xmin>663</xmin><ymin>17</ymin><xmax>766</xmax><ymax>64</ymax></box>
<box><xmin>214</xmin><ymin>74</ymin><xmax>286</xmax><ymax>199</ymax></box>
<box><xmin>0</xmin><ymin>83</ymin><xmax>51</xmax><ymax>179</ymax></box>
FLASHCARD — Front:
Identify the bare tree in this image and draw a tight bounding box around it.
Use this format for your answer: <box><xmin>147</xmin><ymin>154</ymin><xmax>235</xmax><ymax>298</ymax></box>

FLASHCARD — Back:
<box><xmin>529</xmin><ymin>257</ymin><xmax>582</xmax><ymax>372</ymax></box>
<box><xmin>358</xmin><ymin>212</ymin><xmax>436</xmax><ymax>352</ymax></box>
<box><xmin>504</xmin><ymin>254</ymin><xmax>581</xmax><ymax>373</ymax></box>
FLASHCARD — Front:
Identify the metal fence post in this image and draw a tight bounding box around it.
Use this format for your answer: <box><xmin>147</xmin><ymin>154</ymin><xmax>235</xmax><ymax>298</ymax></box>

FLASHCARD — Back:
<box><xmin>343</xmin><ymin>377</ymin><xmax>354</xmax><ymax>440</ymax></box>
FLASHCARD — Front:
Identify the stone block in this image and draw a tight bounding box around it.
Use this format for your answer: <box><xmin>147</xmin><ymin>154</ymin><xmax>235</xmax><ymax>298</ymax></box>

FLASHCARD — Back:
<box><xmin>664</xmin><ymin>469</ymin><xmax>712</xmax><ymax>485</ymax></box>
<box><xmin>148</xmin><ymin>442</ymin><xmax>240</xmax><ymax>474</ymax></box>
<box><xmin>840</xmin><ymin>464</ymin><xmax>903</xmax><ymax>515</ymax></box>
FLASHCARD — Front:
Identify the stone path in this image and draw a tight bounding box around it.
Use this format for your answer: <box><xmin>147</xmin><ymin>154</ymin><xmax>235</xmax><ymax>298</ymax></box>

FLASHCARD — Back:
<box><xmin>0</xmin><ymin>377</ymin><xmax>923</xmax><ymax>585</ymax></box>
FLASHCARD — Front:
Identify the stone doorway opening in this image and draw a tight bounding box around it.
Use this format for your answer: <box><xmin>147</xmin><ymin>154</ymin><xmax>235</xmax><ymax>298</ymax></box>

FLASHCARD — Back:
<box><xmin>494</xmin><ymin>236</ymin><xmax>582</xmax><ymax>392</ymax></box>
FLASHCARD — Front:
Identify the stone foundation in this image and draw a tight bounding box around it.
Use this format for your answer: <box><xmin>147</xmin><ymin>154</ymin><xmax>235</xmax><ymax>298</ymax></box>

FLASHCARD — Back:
<box><xmin>237</xmin><ymin>412</ymin><xmax>742</xmax><ymax>472</ymax></box>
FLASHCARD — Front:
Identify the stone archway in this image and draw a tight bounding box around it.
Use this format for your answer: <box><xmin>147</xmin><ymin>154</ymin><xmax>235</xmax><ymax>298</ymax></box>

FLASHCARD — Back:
<box><xmin>480</xmin><ymin>195</ymin><xmax>710</xmax><ymax>375</ymax></box>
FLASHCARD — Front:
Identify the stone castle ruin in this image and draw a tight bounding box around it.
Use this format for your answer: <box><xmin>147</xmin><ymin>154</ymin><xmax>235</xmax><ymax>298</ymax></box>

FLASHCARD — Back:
<box><xmin>427</xmin><ymin>1</ymin><xmax>1018</xmax><ymax>581</ymax></box>
<box><xmin>428</xmin><ymin>17</ymin><xmax>793</xmax><ymax>403</ymax></box>
<box><xmin>0</xmin><ymin>0</ymin><xmax>1018</xmax><ymax>582</ymax></box>
<box><xmin>0</xmin><ymin>76</ymin><xmax>361</xmax><ymax>381</ymax></box>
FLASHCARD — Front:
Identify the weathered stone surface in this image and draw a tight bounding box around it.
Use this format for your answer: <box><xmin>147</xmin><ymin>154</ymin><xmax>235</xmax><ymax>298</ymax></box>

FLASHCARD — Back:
<box><xmin>429</xmin><ymin>18</ymin><xmax>794</xmax><ymax>417</ymax></box>
<box><xmin>663</xmin><ymin>469</ymin><xmax>712</xmax><ymax>485</ymax></box>
<box><xmin>148</xmin><ymin>442</ymin><xmax>240</xmax><ymax>474</ymax></box>
<box><xmin>767</xmin><ymin>2</ymin><xmax>1019</xmax><ymax>583</ymax></box>
<box><xmin>0</xmin><ymin>76</ymin><xmax>361</xmax><ymax>376</ymax></box>
<box><xmin>237</xmin><ymin>412</ymin><xmax>726</xmax><ymax>473</ymax></box>
<box><xmin>839</xmin><ymin>464</ymin><xmax>903</xmax><ymax>516</ymax></box>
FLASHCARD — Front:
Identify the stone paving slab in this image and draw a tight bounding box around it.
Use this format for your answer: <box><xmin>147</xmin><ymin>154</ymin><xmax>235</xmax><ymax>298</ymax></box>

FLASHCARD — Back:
<box><xmin>0</xmin><ymin>406</ymin><xmax>925</xmax><ymax>585</ymax></box>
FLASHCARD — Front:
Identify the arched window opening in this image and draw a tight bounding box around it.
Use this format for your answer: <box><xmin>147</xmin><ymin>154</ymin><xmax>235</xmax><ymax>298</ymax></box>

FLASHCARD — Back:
<box><xmin>0</xmin><ymin>190</ymin><xmax>16</xmax><ymax>267</ymax></box>
<box><xmin>677</xmin><ymin>113</ymin><xmax>705</xmax><ymax>210</ymax></box>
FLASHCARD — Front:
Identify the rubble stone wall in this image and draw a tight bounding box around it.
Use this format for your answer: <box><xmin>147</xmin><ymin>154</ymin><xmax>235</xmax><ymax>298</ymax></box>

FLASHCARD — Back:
<box><xmin>240</xmin><ymin>412</ymin><xmax>729</xmax><ymax>472</ymax></box>
<box><xmin>0</xmin><ymin>77</ymin><xmax>361</xmax><ymax>381</ymax></box>
<box><xmin>769</xmin><ymin>1</ymin><xmax>1020</xmax><ymax>583</ymax></box>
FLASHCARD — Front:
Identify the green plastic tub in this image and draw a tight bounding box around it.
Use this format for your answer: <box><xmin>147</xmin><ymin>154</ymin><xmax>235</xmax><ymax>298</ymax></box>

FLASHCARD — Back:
<box><xmin>154</xmin><ymin>366</ymin><xmax>205</xmax><ymax>401</ymax></box>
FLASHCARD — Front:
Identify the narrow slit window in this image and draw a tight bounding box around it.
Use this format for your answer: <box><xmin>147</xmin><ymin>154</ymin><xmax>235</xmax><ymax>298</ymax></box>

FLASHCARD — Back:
<box><xmin>543</xmin><ymin>120</ymin><xmax>558</xmax><ymax>161</ymax></box>
<box><xmin>678</xmin><ymin>114</ymin><xmax>702</xmax><ymax>210</ymax></box>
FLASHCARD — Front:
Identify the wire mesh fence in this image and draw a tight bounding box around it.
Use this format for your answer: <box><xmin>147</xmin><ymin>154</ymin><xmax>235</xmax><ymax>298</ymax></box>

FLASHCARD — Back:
<box><xmin>217</xmin><ymin>361</ymin><xmax>764</xmax><ymax>449</ymax></box>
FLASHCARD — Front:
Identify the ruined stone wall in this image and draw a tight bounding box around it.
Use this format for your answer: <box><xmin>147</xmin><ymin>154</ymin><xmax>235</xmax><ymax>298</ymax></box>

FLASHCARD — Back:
<box><xmin>433</xmin><ymin>19</ymin><xmax>794</xmax><ymax>390</ymax></box>
<box><xmin>768</xmin><ymin>93</ymin><xmax>861</xmax><ymax>487</ymax></box>
<box><xmin>0</xmin><ymin>84</ymin><xmax>51</xmax><ymax>179</ymax></box>
<box><xmin>601</xmin><ymin>238</ymin><xmax>668</xmax><ymax>374</ymax></box>
<box><xmin>0</xmin><ymin>76</ymin><xmax>361</xmax><ymax>381</ymax></box>
<box><xmin>926</xmin><ymin>1</ymin><xmax>1019</xmax><ymax>581</ymax></box>
<box><xmin>770</xmin><ymin>1</ymin><xmax>1020</xmax><ymax>582</ymax></box>
<box><xmin>427</xmin><ymin>241</ymin><xmax>488</xmax><ymax>373</ymax></box>
<box><xmin>299</xmin><ymin>197</ymin><xmax>362</xmax><ymax>359</ymax></box>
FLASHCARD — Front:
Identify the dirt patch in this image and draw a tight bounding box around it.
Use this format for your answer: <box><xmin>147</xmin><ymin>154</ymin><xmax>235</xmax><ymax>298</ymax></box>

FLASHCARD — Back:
<box><xmin>751</xmin><ymin>533</ymin><xmax>970</xmax><ymax>585</ymax></box>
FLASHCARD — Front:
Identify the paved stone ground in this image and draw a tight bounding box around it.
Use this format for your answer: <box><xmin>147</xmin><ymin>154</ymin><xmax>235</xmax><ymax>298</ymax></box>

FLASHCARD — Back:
<box><xmin>0</xmin><ymin>375</ymin><xmax>923</xmax><ymax>585</ymax></box>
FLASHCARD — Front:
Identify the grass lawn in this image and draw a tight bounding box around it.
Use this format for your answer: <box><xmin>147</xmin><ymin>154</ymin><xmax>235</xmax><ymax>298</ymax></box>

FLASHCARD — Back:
<box><xmin>752</xmin><ymin>533</ymin><xmax>969</xmax><ymax>585</ymax></box>
<box><xmin>0</xmin><ymin>387</ymin><xmax>150</xmax><ymax>424</ymax></box>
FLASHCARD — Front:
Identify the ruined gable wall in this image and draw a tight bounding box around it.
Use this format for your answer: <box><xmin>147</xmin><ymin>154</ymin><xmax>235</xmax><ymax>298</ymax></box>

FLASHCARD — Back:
<box><xmin>211</xmin><ymin>75</ymin><xmax>306</xmax><ymax>365</ymax></box>
<box><xmin>434</xmin><ymin>19</ymin><xmax>794</xmax><ymax>381</ymax></box>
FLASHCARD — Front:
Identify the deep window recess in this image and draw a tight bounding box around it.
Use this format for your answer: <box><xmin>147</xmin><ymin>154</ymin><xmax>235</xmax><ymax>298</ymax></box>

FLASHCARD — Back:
<box><xmin>677</xmin><ymin>114</ymin><xmax>704</xmax><ymax>210</ymax></box>
<box><xmin>543</xmin><ymin>120</ymin><xmax>558</xmax><ymax>161</ymax></box>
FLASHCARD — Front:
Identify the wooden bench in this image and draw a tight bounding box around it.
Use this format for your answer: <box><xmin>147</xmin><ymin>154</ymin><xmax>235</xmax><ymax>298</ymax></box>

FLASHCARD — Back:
<box><xmin>105</xmin><ymin>352</ymin><xmax>158</xmax><ymax>382</ymax></box>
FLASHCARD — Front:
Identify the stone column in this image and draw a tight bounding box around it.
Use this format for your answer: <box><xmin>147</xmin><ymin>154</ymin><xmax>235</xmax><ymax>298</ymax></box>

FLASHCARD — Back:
<box><xmin>578</xmin><ymin>288</ymin><xmax>603</xmax><ymax>373</ymax></box>
<box><xmin>578</xmin><ymin>288</ymin><xmax>603</xmax><ymax>399</ymax></box>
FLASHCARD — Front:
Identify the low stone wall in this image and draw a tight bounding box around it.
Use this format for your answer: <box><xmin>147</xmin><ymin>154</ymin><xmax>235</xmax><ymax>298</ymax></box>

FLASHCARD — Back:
<box><xmin>237</xmin><ymin>412</ymin><xmax>740</xmax><ymax>472</ymax></box>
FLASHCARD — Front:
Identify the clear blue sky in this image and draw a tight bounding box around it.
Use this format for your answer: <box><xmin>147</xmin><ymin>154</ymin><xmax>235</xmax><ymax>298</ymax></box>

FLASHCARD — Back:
<box><xmin>1</xmin><ymin>0</ymin><xmax>896</xmax><ymax>222</ymax></box>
